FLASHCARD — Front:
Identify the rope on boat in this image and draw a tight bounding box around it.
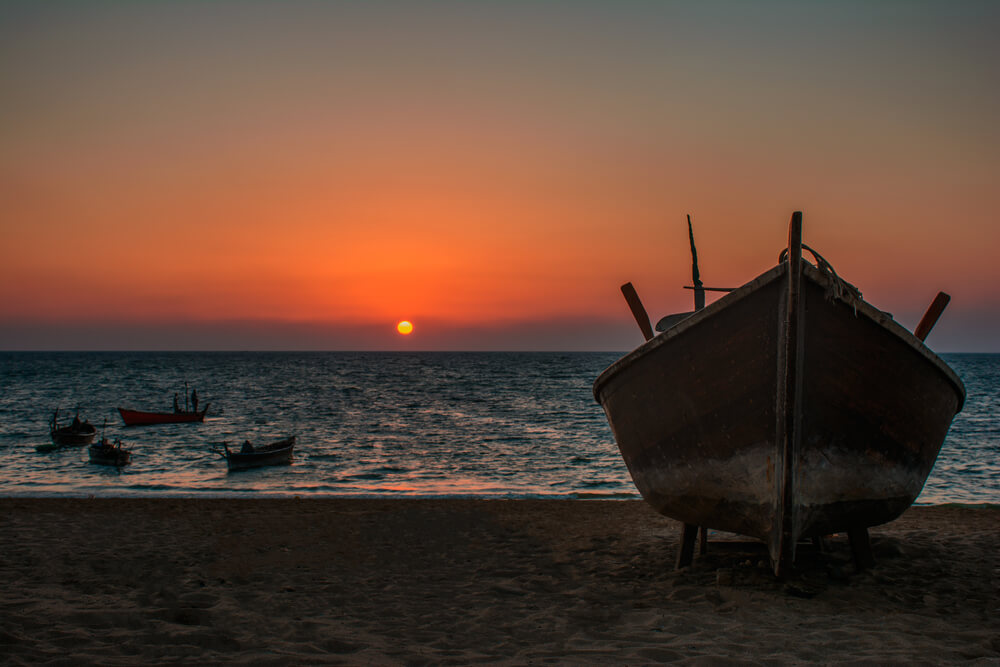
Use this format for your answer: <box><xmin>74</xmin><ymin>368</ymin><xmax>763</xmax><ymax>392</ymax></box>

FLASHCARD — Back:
<box><xmin>779</xmin><ymin>243</ymin><xmax>862</xmax><ymax>314</ymax></box>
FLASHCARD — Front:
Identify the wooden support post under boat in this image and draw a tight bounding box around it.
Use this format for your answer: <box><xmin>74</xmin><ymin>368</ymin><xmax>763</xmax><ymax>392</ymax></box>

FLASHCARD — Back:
<box><xmin>621</xmin><ymin>282</ymin><xmax>654</xmax><ymax>341</ymax></box>
<box><xmin>677</xmin><ymin>523</ymin><xmax>699</xmax><ymax>569</ymax></box>
<box><xmin>914</xmin><ymin>292</ymin><xmax>951</xmax><ymax>342</ymax></box>
<box><xmin>848</xmin><ymin>526</ymin><xmax>876</xmax><ymax>571</ymax></box>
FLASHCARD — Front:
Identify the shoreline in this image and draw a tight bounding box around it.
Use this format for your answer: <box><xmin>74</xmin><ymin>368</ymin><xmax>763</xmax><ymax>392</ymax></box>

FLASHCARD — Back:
<box><xmin>2</xmin><ymin>498</ymin><xmax>997</xmax><ymax>664</ymax></box>
<box><xmin>3</xmin><ymin>491</ymin><xmax>995</xmax><ymax>506</ymax></box>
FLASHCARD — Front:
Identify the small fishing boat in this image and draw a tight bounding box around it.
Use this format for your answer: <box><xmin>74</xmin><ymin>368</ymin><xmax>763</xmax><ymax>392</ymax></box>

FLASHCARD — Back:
<box><xmin>594</xmin><ymin>212</ymin><xmax>965</xmax><ymax>576</ymax></box>
<box><xmin>218</xmin><ymin>436</ymin><xmax>296</xmax><ymax>471</ymax></box>
<box><xmin>88</xmin><ymin>438</ymin><xmax>132</xmax><ymax>467</ymax></box>
<box><xmin>45</xmin><ymin>410</ymin><xmax>97</xmax><ymax>448</ymax></box>
<box><xmin>118</xmin><ymin>405</ymin><xmax>209</xmax><ymax>426</ymax></box>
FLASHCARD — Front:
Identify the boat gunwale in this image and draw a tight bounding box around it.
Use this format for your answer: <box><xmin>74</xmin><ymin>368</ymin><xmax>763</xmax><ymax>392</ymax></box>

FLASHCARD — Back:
<box><xmin>593</xmin><ymin>261</ymin><xmax>965</xmax><ymax>410</ymax></box>
<box><xmin>593</xmin><ymin>263</ymin><xmax>786</xmax><ymax>403</ymax></box>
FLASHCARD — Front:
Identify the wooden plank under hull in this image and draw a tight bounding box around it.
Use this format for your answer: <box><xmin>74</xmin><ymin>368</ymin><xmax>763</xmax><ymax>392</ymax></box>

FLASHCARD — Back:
<box><xmin>594</xmin><ymin>227</ymin><xmax>964</xmax><ymax>575</ymax></box>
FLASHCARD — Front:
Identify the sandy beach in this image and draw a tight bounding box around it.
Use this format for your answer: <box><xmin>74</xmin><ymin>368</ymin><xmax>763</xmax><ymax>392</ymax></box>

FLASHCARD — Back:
<box><xmin>1</xmin><ymin>498</ymin><xmax>997</xmax><ymax>664</ymax></box>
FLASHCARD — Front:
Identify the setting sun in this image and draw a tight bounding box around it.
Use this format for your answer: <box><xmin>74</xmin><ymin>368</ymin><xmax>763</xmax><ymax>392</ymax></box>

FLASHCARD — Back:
<box><xmin>396</xmin><ymin>320</ymin><xmax>414</xmax><ymax>335</ymax></box>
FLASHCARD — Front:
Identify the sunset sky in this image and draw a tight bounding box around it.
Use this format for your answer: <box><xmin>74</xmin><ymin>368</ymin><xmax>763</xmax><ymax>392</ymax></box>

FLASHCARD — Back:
<box><xmin>2</xmin><ymin>1</ymin><xmax>997</xmax><ymax>351</ymax></box>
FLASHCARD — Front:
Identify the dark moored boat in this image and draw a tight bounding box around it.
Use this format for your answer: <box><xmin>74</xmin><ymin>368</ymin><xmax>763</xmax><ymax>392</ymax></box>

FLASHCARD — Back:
<box><xmin>118</xmin><ymin>405</ymin><xmax>209</xmax><ymax>426</ymax></box>
<box><xmin>46</xmin><ymin>411</ymin><xmax>97</xmax><ymax>448</ymax></box>
<box><xmin>594</xmin><ymin>212</ymin><xmax>965</xmax><ymax>576</ymax></box>
<box><xmin>220</xmin><ymin>436</ymin><xmax>296</xmax><ymax>471</ymax></box>
<box><xmin>88</xmin><ymin>438</ymin><xmax>132</xmax><ymax>467</ymax></box>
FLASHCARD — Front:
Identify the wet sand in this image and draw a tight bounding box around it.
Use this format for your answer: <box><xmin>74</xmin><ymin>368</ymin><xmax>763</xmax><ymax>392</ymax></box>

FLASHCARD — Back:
<box><xmin>1</xmin><ymin>498</ymin><xmax>997</xmax><ymax>664</ymax></box>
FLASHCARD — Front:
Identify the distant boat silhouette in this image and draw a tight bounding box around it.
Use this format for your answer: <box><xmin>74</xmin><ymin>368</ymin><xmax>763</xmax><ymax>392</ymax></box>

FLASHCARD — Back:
<box><xmin>217</xmin><ymin>435</ymin><xmax>296</xmax><ymax>471</ymax></box>
<box><xmin>45</xmin><ymin>409</ymin><xmax>97</xmax><ymax>448</ymax></box>
<box><xmin>88</xmin><ymin>438</ymin><xmax>132</xmax><ymax>467</ymax></box>
<box><xmin>594</xmin><ymin>211</ymin><xmax>965</xmax><ymax>576</ymax></box>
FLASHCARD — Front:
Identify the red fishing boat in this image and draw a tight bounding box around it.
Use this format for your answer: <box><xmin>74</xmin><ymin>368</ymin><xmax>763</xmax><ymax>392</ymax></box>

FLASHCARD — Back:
<box><xmin>118</xmin><ymin>405</ymin><xmax>209</xmax><ymax>426</ymax></box>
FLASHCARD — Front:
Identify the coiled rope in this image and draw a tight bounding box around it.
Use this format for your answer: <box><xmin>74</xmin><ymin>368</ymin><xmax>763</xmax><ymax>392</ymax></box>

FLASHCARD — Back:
<box><xmin>779</xmin><ymin>244</ymin><xmax>862</xmax><ymax>313</ymax></box>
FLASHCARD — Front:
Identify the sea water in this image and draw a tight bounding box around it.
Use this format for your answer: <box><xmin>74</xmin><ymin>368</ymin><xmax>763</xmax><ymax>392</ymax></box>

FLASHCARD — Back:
<box><xmin>0</xmin><ymin>352</ymin><xmax>996</xmax><ymax>504</ymax></box>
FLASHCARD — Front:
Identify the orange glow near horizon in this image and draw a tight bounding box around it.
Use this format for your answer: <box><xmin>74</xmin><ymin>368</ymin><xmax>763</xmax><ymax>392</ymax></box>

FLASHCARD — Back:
<box><xmin>1</xmin><ymin>3</ymin><xmax>998</xmax><ymax>351</ymax></box>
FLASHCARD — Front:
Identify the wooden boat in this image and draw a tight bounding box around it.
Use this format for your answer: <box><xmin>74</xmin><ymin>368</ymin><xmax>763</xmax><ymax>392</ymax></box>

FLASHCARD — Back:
<box><xmin>219</xmin><ymin>436</ymin><xmax>296</xmax><ymax>471</ymax></box>
<box><xmin>88</xmin><ymin>438</ymin><xmax>132</xmax><ymax>467</ymax></box>
<box><xmin>118</xmin><ymin>405</ymin><xmax>209</xmax><ymax>426</ymax></box>
<box><xmin>593</xmin><ymin>212</ymin><xmax>965</xmax><ymax>575</ymax></box>
<box><xmin>46</xmin><ymin>410</ymin><xmax>97</xmax><ymax>447</ymax></box>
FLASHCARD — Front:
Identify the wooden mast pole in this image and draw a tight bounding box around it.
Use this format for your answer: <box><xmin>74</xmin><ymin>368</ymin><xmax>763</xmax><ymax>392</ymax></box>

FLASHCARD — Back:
<box><xmin>774</xmin><ymin>211</ymin><xmax>804</xmax><ymax>577</ymax></box>
<box><xmin>678</xmin><ymin>215</ymin><xmax>709</xmax><ymax>567</ymax></box>
<box><xmin>688</xmin><ymin>215</ymin><xmax>705</xmax><ymax>312</ymax></box>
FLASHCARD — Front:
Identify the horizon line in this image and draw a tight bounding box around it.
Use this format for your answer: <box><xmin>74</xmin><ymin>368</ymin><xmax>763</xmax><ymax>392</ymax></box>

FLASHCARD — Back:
<box><xmin>2</xmin><ymin>349</ymin><xmax>993</xmax><ymax>355</ymax></box>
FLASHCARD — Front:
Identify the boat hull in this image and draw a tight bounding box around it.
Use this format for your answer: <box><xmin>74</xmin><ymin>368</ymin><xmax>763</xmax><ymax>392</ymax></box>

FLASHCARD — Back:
<box><xmin>118</xmin><ymin>406</ymin><xmax>208</xmax><ymax>426</ymax></box>
<box><xmin>791</xmin><ymin>271</ymin><xmax>961</xmax><ymax>538</ymax></box>
<box><xmin>50</xmin><ymin>426</ymin><xmax>97</xmax><ymax>447</ymax></box>
<box><xmin>88</xmin><ymin>443</ymin><xmax>131</xmax><ymax>466</ymax></box>
<box><xmin>594</xmin><ymin>262</ymin><xmax>964</xmax><ymax>573</ymax></box>
<box><xmin>224</xmin><ymin>436</ymin><xmax>295</xmax><ymax>471</ymax></box>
